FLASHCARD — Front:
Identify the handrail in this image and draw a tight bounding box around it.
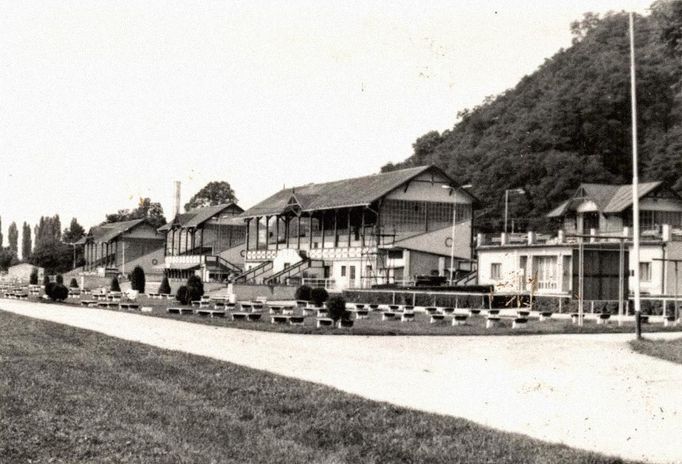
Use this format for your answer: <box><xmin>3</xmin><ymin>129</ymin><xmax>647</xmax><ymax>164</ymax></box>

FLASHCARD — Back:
<box><xmin>204</xmin><ymin>255</ymin><xmax>242</xmax><ymax>273</ymax></box>
<box><xmin>266</xmin><ymin>259</ymin><xmax>316</xmax><ymax>284</ymax></box>
<box><xmin>232</xmin><ymin>261</ymin><xmax>273</xmax><ymax>283</ymax></box>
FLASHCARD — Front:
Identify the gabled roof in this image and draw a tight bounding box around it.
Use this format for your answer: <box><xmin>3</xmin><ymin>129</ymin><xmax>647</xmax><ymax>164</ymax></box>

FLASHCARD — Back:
<box><xmin>241</xmin><ymin>165</ymin><xmax>477</xmax><ymax>218</ymax></box>
<box><xmin>82</xmin><ymin>218</ymin><xmax>148</xmax><ymax>244</ymax></box>
<box><xmin>158</xmin><ymin>203</ymin><xmax>243</xmax><ymax>231</ymax></box>
<box><xmin>547</xmin><ymin>181</ymin><xmax>666</xmax><ymax>217</ymax></box>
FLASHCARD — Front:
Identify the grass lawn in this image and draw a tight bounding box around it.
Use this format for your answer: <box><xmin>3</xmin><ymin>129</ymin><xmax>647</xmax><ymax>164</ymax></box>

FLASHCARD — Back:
<box><xmin>630</xmin><ymin>337</ymin><xmax>682</xmax><ymax>365</ymax></box>
<box><xmin>39</xmin><ymin>294</ymin><xmax>682</xmax><ymax>337</ymax></box>
<box><xmin>0</xmin><ymin>311</ymin><xmax>632</xmax><ymax>464</ymax></box>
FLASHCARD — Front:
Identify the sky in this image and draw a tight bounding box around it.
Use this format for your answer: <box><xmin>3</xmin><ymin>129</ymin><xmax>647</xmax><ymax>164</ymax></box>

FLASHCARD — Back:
<box><xmin>1</xmin><ymin>0</ymin><xmax>653</xmax><ymax>255</ymax></box>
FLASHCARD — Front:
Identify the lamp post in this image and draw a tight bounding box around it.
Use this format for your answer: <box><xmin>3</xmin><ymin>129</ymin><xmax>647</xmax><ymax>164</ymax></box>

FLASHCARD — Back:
<box><xmin>443</xmin><ymin>184</ymin><xmax>472</xmax><ymax>285</ymax></box>
<box><xmin>504</xmin><ymin>188</ymin><xmax>525</xmax><ymax>234</ymax></box>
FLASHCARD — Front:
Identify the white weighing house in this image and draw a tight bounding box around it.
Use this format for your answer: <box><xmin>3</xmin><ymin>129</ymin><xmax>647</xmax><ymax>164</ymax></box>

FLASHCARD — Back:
<box><xmin>236</xmin><ymin>165</ymin><xmax>477</xmax><ymax>290</ymax></box>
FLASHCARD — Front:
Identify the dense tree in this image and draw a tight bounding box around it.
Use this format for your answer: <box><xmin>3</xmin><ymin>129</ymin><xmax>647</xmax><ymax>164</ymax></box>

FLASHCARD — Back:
<box><xmin>8</xmin><ymin>222</ymin><xmax>18</xmax><ymax>254</ymax></box>
<box><xmin>158</xmin><ymin>276</ymin><xmax>171</xmax><ymax>295</ymax></box>
<box><xmin>29</xmin><ymin>268</ymin><xmax>39</xmax><ymax>285</ymax></box>
<box><xmin>62</xmin><ymin>218</ymin><xmax>85</xmax><ymax>243</ymax></box>
<box><xmin>21</xmin><ymin>222</ymin><xmax>31</xmax><ymax>261</ymax></box>
<box><xmin>0</xmin><ymin>216</ymin><xmax>3</xmax><ymax>248</ymax></box>
<box><xmin>110</xmin><ymin>277</ymin><xmax>121</xmax><ymax>292</ymax></box>
<box><xmin>130</xmin><ymin>266</ymin><xmax>145</xmax><ymax>293</ymax></box>
<box><xmin>0</xmin><ymin>249</ymin><xmax>18</xmax><ymax>271</ymax></box>
<box><xmin>34</xmin><ymin>215</ymin><xmax>62</xmax><ymax>249</ymax></box>
<box><xmin>383</xmin><ymin>6</ymin><xmax>682</xmax><ymax>232</ymax></box>
<box><xmin>30</xmin><ymin>241</ymin><xmax>74</xmax><ymax>274</ymax></box>
<box><xmin>105</xmin><ymin>197</ymin><xmax>166</xmax><ymax>229</ymax></box>
<box><xmin>184</xmin><ymin>181</ymin><xmax>237</xmax><ymax>211</ymax></box>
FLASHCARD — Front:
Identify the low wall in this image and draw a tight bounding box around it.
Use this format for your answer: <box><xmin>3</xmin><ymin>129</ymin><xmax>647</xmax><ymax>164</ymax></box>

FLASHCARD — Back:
<box><xmin>229</xmin><ymin>284</ymin><xmax>298</xmax><ymax>301</ymax></box>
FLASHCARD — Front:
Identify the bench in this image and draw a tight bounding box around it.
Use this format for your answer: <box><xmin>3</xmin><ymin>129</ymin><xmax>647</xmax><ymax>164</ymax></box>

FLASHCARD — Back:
<box><xmin>368</xmin><ymin>304</ymin><xmax>380</xmax><ymax>311</ymax></box>
<box><xmin>640</xmin><ymin>315</ymin><xmax>650</xmax><ymax>324</ymax></box>
<box><xmin>512</xmin><ymin>317</ymin><xmax>528</xmax><ymax>329</ymax></box>
<box><xmin>486</xmin><ymin>316</ymin><xmax>501</xmax><ymax>329</ymax></box>
<box><xmin>167</xmin><ymin>307</ymin><xmax>193</xmax><ymax>315</ymax></box>
<box><xmin>140</xmin><ymin>306</ymin><xmax>153</xmax><ymax>313</ymax></box>
<box><xmin>337</xmin><ymin>319</ymin><xmax>354</xmax><ymax>328</ymax></box>
<box><xmin>232</xmin><ymin>312</ymin><xmax>261</xmax><ymax>322</ymax></box>
<box><xmin>402</xmin><ymin>305</ymin><xmax>414</xmax><ymax>312</ymax></box>
<box><xmin>81</xmin><ymin>300</ymin><xmax>97</xmax><ymax>306</ymax></box>
<box><xmin>269</xmin><ymin>305</ymin><xmax>283</xmax><ymax>315</ymax></box>
<box><xmin>597</xmin><ymin>313</ymin><xmax>611</xmax><ymax>325</ymax></box>
<box><xmin>452</xmin><ymin>314</ymin><xmax>469</xmax><ymax>326</ymax></box>
<box><xmin>388</xmin><ymin>305</ymin><xmax>401</xmax><ymax>312</ymax></box>
<box><xmin>354</xmin><ymin>304</ymin><xmax>366</xmax><ymax>311</ymax></box>
<box><xmin>119</xmin><ymin>303</ymin><xmax>140</xmax><ymax>310</ymax></box>
<box><xmin>316</xmin><ymin>309</ymin><xmax>329</xmax><ymax>318</ymax></box>
<box><xmin>401</xmin><ymin>312</ymin><xmax>415</xmax><ymax>322</ymax></box>
<box><xmin>316</xmin><ymin>318</ymin><xmax>334</xmax><ymax>328</ymax></box>
<box><xmin>271</xmin><ymin>315</ymin><xmax>290</xmax><ymax>325</ymax></box>
<box><xmin>424</xmin><ymin>306</ymin><xmax>440</xmax><ymax>315</ymax></box>
<box><xmin>239</xmin><ymin>303</ymin><xmax>253</xmax><ymax>312</ymax></box>
<box><xmin>469</xmin><ymin>308</ymin><xmax>482</xmax><ymax>316</ymax></box>
<box><xmin>517</xmin><ymin>310</ymin><xmax>530</xmax><ymax>317</ymax></box>
<box><xmin>430</xmin><ymin>314</ymin><xmax>446</xmax><ymax>323</ymax></box>
<box><xmin>296</xmin><ymin>300</ymin><xmax>308</xmax><ymax>309</ymax></box>
<box><xmin>570</xmin><ymin>313</ymin><xmax>583</xmax><ymax>324</ymax></box>
<box><xmin>197</xmin><ymin>309</ymin><xmax>226</xmax><ymax>318</ymax></box>
<box><xmin>664</xmin><ymin>315</ymin><xmax>677</xmax><ymax>327</ymax></box>
<box><xmin>147</xmin><ymin>292</ymin><xmax>160</xmax><ymax>299</ymax></box>
<box><xmin>487</xmin><ymin>309</ymin><xmax>501</xmax><ymax>315</ymax></box>
<box><xmin>539</xmin><ymin>311</ymin><xmax>553</xmax><ymax>321</ymax></box>
<box><xmin>289</xmin><ymin>316</ymin><xmax>305</xmax><ymax>326</ymax></box>
<box><xmin>382</xmin><ymin>312</ymin><xmax>398</xmax><ymax>321</ymax></box>
<box><xmin>355</xmin><ymin>309</ymin><xmax>369</xmax><ymax>320</ymax></box>
<box><xmin>252</xmin><ymin>303</ymin><xmax>265</xmax><ymax>312</ymax></box>
<box><xmin>98</xmin><ymin>301</ymin><xmax>118</xmax><ymax>308</ymax></box>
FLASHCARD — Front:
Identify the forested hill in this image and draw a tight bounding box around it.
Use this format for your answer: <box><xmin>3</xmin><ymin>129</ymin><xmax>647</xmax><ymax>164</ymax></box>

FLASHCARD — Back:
<box><xmin>382</xmin><ymin>2</ymin><xmax>682</xmax><ymax>232</ymax></box>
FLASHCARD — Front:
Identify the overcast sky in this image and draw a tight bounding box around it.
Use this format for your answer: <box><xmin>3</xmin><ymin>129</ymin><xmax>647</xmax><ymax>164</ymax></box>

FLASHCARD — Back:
<box><xmin>1</xmin><ymin>0</ymin><xmax>652</xmax><ymax>252</ymax></box>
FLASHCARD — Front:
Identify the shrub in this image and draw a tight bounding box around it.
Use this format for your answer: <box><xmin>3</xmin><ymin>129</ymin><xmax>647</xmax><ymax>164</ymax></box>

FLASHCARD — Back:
<box><xmin>176</xmin><ymin>285</ymin><xmax>189</xmax><ymax>305</ymax></box>
<box><xmin>295</xmin><ymin>285</ymin><xmax>312</xmax><ymax>301</ymax></box>
<box><xmin>130</xmin><ymin>266</ymin><xmax>146</xmax><ymax>293</ymax></box>
<box><xmin>310</xmin><ymin>287</ymin><xmax>329</xmax><ymax>307</ymax></box>
<box><xmin>327</xmin><ymin>296</ymin><xmax>350</xmax><ymax>322</ymax></box>
<box><xmin>43</xmin><ymin>275</ymin><xmax>50</xmax><ymax>287</ymax></box>
<box><xmin>29</xmin><ymin>268</ymin><xmax>39</xmax><ymax>285</ymax></box>
<box><xmin>186</xmin><ymin>275</ymin><xmax>204</xmax><ymax>303</ymax></box>
<box><xmin>56</xmin><ymin>274</ymin><xmax>64</xmax><ymax>285</ymax></box>
<box><xmin>158</xmin><ymin>277</ymin><xmax>171</xmax><ymax>295</ymax></box>
<box><xmin>110</xmin><ymin>277</ymin><xmax>121</xmax><ymax>292</ymax></box>
<box><xmin>69</xmin><ymin>278</ymin><xmax>79</xmax><ymax>288</ymax></box>
<box><xmin>45</xmin><ymin>282</ymin><xmax>68</xmax><ymax>301</ymax></box>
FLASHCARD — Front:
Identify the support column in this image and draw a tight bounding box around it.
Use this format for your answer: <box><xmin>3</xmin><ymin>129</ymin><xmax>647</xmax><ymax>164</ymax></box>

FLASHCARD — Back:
<box><xmin>245</xmin><ymin>219</ymin><xmax>251</xmax><ymax>251</ymax></box>
<box><xmin>285</xmin><ymin>217</ymin><xmax>290</xmax><ymax>248</ymax></box>
<box><xmin>275</xmin><ymin>216</ymin><xmax>279</xmax><ymax>252</ymax></box>
<box><xmin>309</xmin><ymin>214</ymin><xmax>313</xmax><ymax>250</ymax></box>
<box><xmin>297</xmin><ymin>216</ymin><xmax>301</xmax><ymax>249</ymax></box>
<box><xmin>171</xmin><ymin>229</ymin><xmax>176</xmax><ymax>256</ymax></box>
<box><xmin>200</xmin><ymin>227</ymin><xmax>204</xmax><ymax>251</ymax></box>
<box><xmin>333</xmin><ymin>209</ymin><xmax>338</xmax><ymax>248</ymax></box>
<box><xmin>361</xmin><ymin>208</ymin><xmax>366</xmax><ymax>247</ymax></box>
<box><xmin>321</xmin><ymin>213</ymin><xmax>325</xmax><ymax>249</ymax></box>
<box><xmin>347</xmin><ymin>208</ymin><xmax>352</xmax><ymax>247</ymax></box>
<box><xmin>265</xmin><ymin>216</ymin><xmax>270</xmax><ymax>249</ymax></box>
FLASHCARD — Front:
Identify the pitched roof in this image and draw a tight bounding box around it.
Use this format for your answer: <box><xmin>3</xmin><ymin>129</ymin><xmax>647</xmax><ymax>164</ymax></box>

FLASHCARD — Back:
<box><xmin>241</xmin><ymin>165</ymin><xmax>475</xmax><ymax>218</ymax></box>
<box><xmin>546</xmin><ymin>181</ymin><xmax>665</xmax><ymax>217</ymax></box>
<box><xmin>86</xmin><ymin>218</ymin><xmax>148</xmax><ymax>243</ymax></box>
<box><xmin>158</xmin><ymin>203</ymin><xmax>242</xmax><ymax>231</ymax></box>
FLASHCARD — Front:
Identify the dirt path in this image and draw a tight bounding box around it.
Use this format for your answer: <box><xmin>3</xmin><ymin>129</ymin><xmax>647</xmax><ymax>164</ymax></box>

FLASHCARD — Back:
<box><xmin>2</xmin><ymin>299</ymin><xmax>681</xmax><ymax>463</ymax></box>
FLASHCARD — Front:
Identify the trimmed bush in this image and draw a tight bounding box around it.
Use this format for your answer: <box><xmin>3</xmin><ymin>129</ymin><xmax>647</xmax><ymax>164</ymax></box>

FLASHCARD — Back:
<box><xmin>56</xmin><ymin>274</ymin><xmax>64</xmax><ymax>285</ymax></box>
<box><xmin>294</xmin><ymin>285</ymin><xmax>312</xmax><ymax>301</ymax></box>
<box><xmin>29</xmin><ymin>268</ymin><xmax>39</xmax><ymax>285</ymax></box>
<box><xmin>110</xmin><ymin>277</ymin><xmax>121</xmax><ymax>292</ymax></box>
<box><xmin>43</xmin><ymin>275</ymin><xmax>50</xmax><ymax>287</ymax></box>
<box><xmin>130</xmin><ymin>266</ymin><xmax>146</xmax><ymax>293</ymax></box>
<box><xmin>310</xmin><ymin>287</ymin><xmax>329</xmax><ymax>307</ymax></box>
<box><xmin>186</xmin><ymin>275</ymin><xmax>204</xmax><ymax>303</ymax></box>
<box><xmin>45</xmin><ymin>282</ymin><xmax>68</xmax><ymax>301</ymax></box>
<box><xmin>176</xmin><ymin>285</ymin><xmax>189</xmax><ymax>305</ymax></box>
<box><xmin>327</xmin><ymin>296</ymin><xmax>350</xmax><ymax>322</ymax></box>
<box><xmin>158</xmin><ymin>277</ymin><xmax>171</xmax><ymax>295</ymax></box>
<box><xmin>69</xmin><ymin>278</ymin><xmax>79</xmax><ymax>288</ymax></box>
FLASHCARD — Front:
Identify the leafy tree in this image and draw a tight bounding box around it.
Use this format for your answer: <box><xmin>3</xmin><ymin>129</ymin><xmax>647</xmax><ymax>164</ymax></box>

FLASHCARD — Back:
<box><xmin>62</xmin><ymin>218</ymin><xmax>85</xmax><ymax>243</ymax></box>
<box><xmin>34</xmin><ymin>215</ymin><xmax>62</xmax><ymax>249</ymax></box>
<box><xmin>110</xmin><ymin>277</ymin><xmax>121</xmax><ymax>292</ymax></box>
<box><xmin>46</xmin><ymin>282</ymin><xmax>68</xmax><ymax>301</ymax></box>
<box><xmin>310</xmin><ymin>287</ymin><xmax>329</xmax><ymax>307</ymax></box>
<box><xmin>184</xmin><ymin>181</ymin><xmax>237</xmax><ymax>211</ymax></box>
<box><xmin>8</xmin><ymin>222</ymin><xmax>18</xmax><ymax>254</ymax></box>
<box><xmin>29</xmin><ymin>268</ymin><xmax>39</xmax><ymax>285</ymax></box>
<box><xmin>158</xmin><ymin>277</ymin><xmax>171</xmax><ymax>295</ymax></box>
<box><xmin>176</xmin><ymin>285</ymin><xmax>189</xmax><ymax>305</ymax></box>
<box><xmin>56</xmin><ymin>274</ymin><xmax>64</xmax><ymax>285</ymax></box>
<box><xmin>186</xmin><ymin>275</ymin><xmax>204</xmax><ymax>303</ymax></box>
<box><xmin>0</xmin><ymin>249</ymin><xmax>18</xmax><ymax>272</ymax></box>
<box><xmin>30</xmin><ymin>241</ymin><xmax>73</xmax><ymax>274</ymax></box>
<box><xmin>105</xmin><ymin>197</ymin><xmax>166</xmax><ymax>229</ymax></box>
<box><xmin>326</xmin><ymin>296</ymin><xmax>350</xmax><ymax>322</ymax></box>
<box><xmin>43</xmin><ymin>274</ymin><xmax>50</xmax><ymax>287</ymax></box>
<box><xmin>130</xmin><ymin>266</ymin><xmax>146</xmax><ymax>293</ymax></box>
<box><xmin>21</xmin><ymin>222</ymin><xmax>31</xmax><ymax>261</ymax></box>
<box><xmin>294</xmin><ymin>285</ymin><xmax>312</xmax><ymax>301</ymax></box>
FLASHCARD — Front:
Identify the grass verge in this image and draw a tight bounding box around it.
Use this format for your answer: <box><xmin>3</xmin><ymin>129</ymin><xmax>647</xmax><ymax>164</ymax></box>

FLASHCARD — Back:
<box><xmin>630</xmin><ymin>337</ymin><xmax>682</xmax><ymax>365</ymax></box>
<box><xmin>0</xmin><ymin>311</ymin><xmax>632</xmax><ymax>464</ymax></box>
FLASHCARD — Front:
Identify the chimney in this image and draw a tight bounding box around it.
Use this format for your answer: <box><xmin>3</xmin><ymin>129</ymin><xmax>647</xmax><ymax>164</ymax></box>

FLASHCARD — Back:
<box><xmin>174</xmin><ymin>181</ymin><xmax>181</xmax><ymax>217</ymax></box>
<box><xmin>527</xmin><ymin>231</ymin><xmax>536</xmax><ymax>245</ymax></box>
<box><xmin>557</xmin><ymin>230</ymin><xmax>565</xmax><ymax>244</ymax></box>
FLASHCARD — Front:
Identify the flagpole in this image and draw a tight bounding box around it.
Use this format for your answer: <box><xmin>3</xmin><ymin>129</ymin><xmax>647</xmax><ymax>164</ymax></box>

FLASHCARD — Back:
<box><xmin>629</xmin><ymin>12</ymin><xmax>642</xmax><ymax>339</ymax></box>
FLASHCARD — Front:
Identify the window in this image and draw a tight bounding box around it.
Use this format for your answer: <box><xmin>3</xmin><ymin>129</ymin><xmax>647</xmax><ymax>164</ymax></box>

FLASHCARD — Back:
<box><xmin>491</xmin><ymin>263</ymin><xmax>502</xmax><ymax>280</ymax></box>
<box><xmin>388</xmin><ymin>249</ymin><xmax>403</xmax><ymax>260</ymax></box>
<box><xmin>349</xmin><ymin>266</ymin><xmax>356</xmax><ymax>280</ymax></box>
<box><xmin>534</xmin><ymin>256</ymin><xmax>558</xmax><ymax>290</ymax></box>
<box><xmin>341</xmin><ymin>266</ymin><xmax>346</xmax><ymax>277</ymax></box>
<box><xmin>639</xmin><ymin>262</ymin><xmax>651</xmax><ymax>282</ymax></box>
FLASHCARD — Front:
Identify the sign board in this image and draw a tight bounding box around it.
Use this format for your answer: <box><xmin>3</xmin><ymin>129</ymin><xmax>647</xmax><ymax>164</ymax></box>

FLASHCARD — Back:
<box><xmin>572</xmin><ymin>248</ymin><xmax>628</xmax><ymax>301</ymax></box>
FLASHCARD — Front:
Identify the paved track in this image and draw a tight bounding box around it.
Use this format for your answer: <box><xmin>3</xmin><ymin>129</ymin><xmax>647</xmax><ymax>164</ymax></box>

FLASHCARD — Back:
<box><xmin>2</xmin><ymin>300</ymin><xmax>682</xmax><ymax>463</ymax></box>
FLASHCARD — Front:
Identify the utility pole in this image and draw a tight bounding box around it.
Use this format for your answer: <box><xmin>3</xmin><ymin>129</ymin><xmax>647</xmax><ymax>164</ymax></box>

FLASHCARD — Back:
<box><xmin>629</xmin><ymin>12</ymin><xmax>642</xmax><ymax>339</ymax></box>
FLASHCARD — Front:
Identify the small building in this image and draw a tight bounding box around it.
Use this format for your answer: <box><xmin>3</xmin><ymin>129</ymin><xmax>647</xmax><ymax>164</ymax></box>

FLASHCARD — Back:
<box><xmin>78</xmin><ymin>219</ymin><xmax>165</xmax><ymax>275</ymax></box>
<box><xmin>238</xmin><ymin>165</ymin><xmax>477</xmax><ymax>290</ymax></box>
<box><xmin>158</xmin><ymin>203</ymin><xmax>245</xmax><ymax>281</ymax></box>
<box><xmin>547</xmin><ymin>182</ymin><xmax>682</xmax><ymax>235</ymax></box>
<box><xmin>5</xmin><ymin>263</ymin><xmax>44</xmax><ymax>282</ymax></box>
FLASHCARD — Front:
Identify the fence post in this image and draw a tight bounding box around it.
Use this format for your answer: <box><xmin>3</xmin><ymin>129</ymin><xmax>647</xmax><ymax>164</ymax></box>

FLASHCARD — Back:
<box><xmin>412</xmin><ymin>292</ymin><xmax>416</xmax><ymax>306</ymax></box>
<box><xmin>558</xmin><ymin>297</ymin><xmax>562</xmax><ymax>313</ymax></box>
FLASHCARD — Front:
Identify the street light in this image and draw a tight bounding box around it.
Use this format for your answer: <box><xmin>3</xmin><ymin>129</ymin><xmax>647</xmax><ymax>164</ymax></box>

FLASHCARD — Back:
<box><xmin>504</xmin><ymin>188</ymin><xmax>525</xmax><ymax>234</ymax></box>
<box><xmin>443</xmin><ymin>184</ymin><xmax>473</xmax><ymax>286</ymax></box>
